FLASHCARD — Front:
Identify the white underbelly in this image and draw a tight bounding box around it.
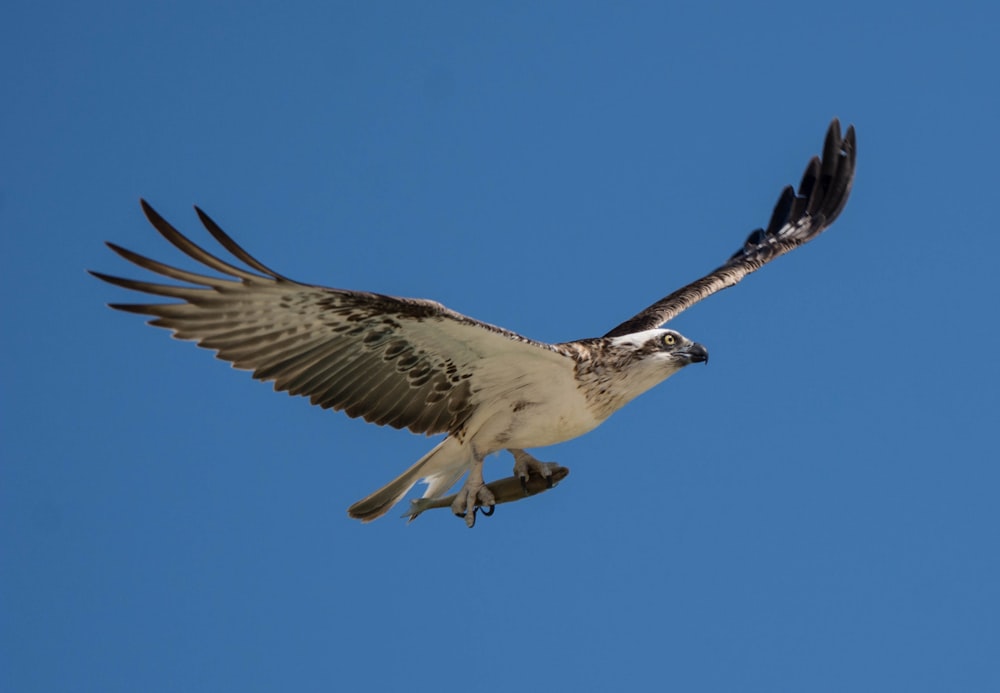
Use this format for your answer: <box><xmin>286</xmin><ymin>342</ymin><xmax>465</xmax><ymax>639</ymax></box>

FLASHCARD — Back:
<box><xmin>468</xmin><ymin>384</ymin><xmax>605</xmax><ymax>452</ymax></box>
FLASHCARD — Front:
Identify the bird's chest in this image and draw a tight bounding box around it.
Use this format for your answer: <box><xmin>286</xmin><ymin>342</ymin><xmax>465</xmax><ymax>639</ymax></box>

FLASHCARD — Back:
<box><xmin>506</xmin><ymin>396</ymin><xmax>604</xmax><ymax>447</ymax></box>
<box><xmin>469</xmin><ymin>378</ymin><xmax>605</xmax><ymax>450</ymax></box>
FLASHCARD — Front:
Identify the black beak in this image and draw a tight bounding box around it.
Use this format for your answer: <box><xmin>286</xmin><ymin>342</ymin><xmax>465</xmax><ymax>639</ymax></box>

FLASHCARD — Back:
<box><xmin>681</xmin><ymin>342</ymin><xmax>709</xmax><ymax>364</ymax></box>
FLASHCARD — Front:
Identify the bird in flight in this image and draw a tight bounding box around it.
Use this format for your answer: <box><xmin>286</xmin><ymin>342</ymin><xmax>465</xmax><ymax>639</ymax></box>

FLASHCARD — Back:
<box><xmin>92</xmin><ymin>119</ymin><xmax>856</xmax><ymax>527</ymax></box>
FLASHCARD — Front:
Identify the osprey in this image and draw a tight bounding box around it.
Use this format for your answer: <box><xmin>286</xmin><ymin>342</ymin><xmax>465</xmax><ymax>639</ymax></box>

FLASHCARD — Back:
<box><xmin>92</xmin><ymin>119</ymin><xmax>856</xmax><ymax>527</ymax></box>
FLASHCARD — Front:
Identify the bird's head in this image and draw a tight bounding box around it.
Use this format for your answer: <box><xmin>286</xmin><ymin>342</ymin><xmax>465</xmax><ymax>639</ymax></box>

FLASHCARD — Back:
<box><xmin>575</xmin><ymin>328</ymin><xmax>708</xmax><ymax>417</ymax></box>
<box><xmin>601</xmin><ymin>328</ymin><xmax>709</xmax><ymax>397</ymax></box>
<box><xmin>608</xmin><ymin>328</ymin><xmax>709</xmax><ymax>369</ymax></box>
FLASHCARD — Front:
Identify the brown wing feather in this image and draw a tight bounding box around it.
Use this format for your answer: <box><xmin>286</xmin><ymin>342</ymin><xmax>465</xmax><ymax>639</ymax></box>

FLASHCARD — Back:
<box><xmin>91</xmin><ymin>202</ymin><xmax>566</xmax><ymax>436</ymax></box>
<box><xmin>604</xmin><ymin>119</ymin><xmax>856</xmax><ymax>338</ymax></box>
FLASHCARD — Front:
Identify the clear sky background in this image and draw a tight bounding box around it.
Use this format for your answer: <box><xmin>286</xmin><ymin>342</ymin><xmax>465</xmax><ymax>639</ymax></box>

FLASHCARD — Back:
<box><xmin>4</xmin><ymin>2</ymin><xmax>999</xmax><ymax>691</ymax></box>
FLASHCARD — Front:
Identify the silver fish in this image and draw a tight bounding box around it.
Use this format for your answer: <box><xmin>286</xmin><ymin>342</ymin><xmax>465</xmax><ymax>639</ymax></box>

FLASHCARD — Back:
<box><xmin>403</xmin><ymin>463</ymin><xmax>570</xmax><ymax>524</ymax></box>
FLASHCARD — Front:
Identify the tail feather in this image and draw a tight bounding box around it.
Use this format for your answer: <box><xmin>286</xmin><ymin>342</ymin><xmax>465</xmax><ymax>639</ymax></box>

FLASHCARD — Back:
<box><xmin>347</xmin><ymin>438</ymin><xmax>468</xmax><ymax>522</ymax></box>
<box><xmin>420</xmin><ymin>466</ymin><xmax>467</xmax><ymax>501</ymax></box>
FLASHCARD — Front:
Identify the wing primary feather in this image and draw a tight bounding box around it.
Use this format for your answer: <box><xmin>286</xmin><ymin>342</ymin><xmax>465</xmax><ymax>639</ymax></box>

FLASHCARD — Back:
<box><xmin>821</xmin><ymin>125</ymin><xmax>856</xmax><ymax>223</ymax></box>
<box><xmin>793</xmin><ymin>156</ymin><xmax>821</xmax><ymax>219</ymax></box>
<box><xmin>104</xmin><ymin>242</ymin><xmax>239</xmax><ymax>289</ymax></box>
<box><xmin>194</xmin><ymin>206</ymin><xmax>291</xmax><ymax>281</ymax></box>
<box><xmin>89</xmin><ymin>270</ymin><xmax>214</xmax><ymax>302</ymax></box>
<box><xmin>765</xmin><ymin>185</ymin><xmax>795</xmax><ymax>236</ymax></box>
<box><xmin>106</xmin><ymin>302</ymin><xmax>173</xmax><ymax>316</ymax></box>
<box><xmin>820</xmin><ymin>119</ymin><xmax>844</xmax><ymax>181</ymax></box>
<box><xmin>139</xmin><ymin>199</ymin><xmax>263</xmax><ymax>282</ymax></box>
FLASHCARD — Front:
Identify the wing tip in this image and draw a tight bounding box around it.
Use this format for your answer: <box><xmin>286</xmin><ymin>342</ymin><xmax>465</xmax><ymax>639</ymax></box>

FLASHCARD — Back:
<box><xmin>602</xmin><ymin>117</ymin><xmax>859</xmax><ymax>337</ymax></box>
<box><xmin>139</xmin><ymin>198</ymin><xmax>162</xmax><ymax>226</ymax></box>
<box><xmin>106</xmin><ymin>302</ymin><xmax>158</xmax><ymax>315</ymax></box>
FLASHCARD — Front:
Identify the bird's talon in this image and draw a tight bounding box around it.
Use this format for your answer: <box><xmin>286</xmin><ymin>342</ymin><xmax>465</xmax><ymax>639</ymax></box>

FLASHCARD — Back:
<box><xmin>511</xmin><ymin>449</ymin><xmax>557</xmax><ymax>493</ymax></box>
<box><xmin>480</xmin><ymin>504</ymin><xmax>495</xmax><ymax>517</ymax></box>
<box><xmin>450</xmin><ymin>475</ymin><xmax>496</xmax><ymax>528</ymax></box>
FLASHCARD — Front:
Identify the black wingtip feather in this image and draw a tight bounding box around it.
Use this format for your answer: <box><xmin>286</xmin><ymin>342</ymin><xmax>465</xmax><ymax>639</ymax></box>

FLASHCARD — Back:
<box><xmin>822</xmin><ymin>123</ymin><xmax>857</xmax><ymax>224</ymax></box>
<box><xmin>106</xmin><ymin>302</ymin><xmax>160</xmax><ymax>315</ymax></box>
<box><xmin>89</xmin><ymin>269</ymin><xmax>127</xmax><ymax>287</ymax></box>
<box><xmin>797</xmin><ymin>156</ymin><xmax>822</xmax><ymax>216</ymax></box>
<box><xmin>193</xmin><ymin>205</ymin><xmax>289</xmax><ymax>280</ymax></box>
<box><xmin>765</xmin><ymin>185</ymin><xmax>795</xmax><ymax>236</ymax></box>
<box><xmin>139</xmin><ymin>198</ymin><xmax>166</xmax><ymax>229</ymax></box>
<box><xmin>132</xmin><ymin>201</ymin><xmax>267</xmax><ymax>281</ymax></box>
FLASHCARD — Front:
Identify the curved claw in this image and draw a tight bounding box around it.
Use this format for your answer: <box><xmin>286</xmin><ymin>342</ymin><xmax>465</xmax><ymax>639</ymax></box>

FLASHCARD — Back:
<box><xmin>454</xmin><ymin>508</ymin><xmax>476</xmax><ymax>528</ymax></box>
<box><xmin>511</xmin><ymin>449</ymin><xmax>556</xmax><ymax>495</ymax></box>
<box><xmin>459</xmin><ymin>503</ymin><xmax>494</xmax><ymax>528</ymax></box>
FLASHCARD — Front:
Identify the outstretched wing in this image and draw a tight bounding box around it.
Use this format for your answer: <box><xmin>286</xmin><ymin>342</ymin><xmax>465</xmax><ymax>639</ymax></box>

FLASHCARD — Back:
<box><xmin>604</xmin><ymin>119</ymin><xmax>856</xmax><ymax>338</ymax></box>
<box><xmin>91</xmin><ymin>201</ymin><xmax>569</xmax><ymax>436</ymax></box>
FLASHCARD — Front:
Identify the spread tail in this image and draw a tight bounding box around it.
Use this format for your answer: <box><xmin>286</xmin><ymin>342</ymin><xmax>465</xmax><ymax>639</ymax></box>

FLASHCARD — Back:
<box><xmin>347</xmin><ymin>437</ymin><xmax>468</xmax><ymax>522</ymax></box>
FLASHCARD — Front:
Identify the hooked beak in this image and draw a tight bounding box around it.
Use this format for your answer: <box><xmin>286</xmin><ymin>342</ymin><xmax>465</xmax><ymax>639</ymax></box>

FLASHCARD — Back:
<box><xmin>680</xmin><ymin>342</ymin><xmax>709</xmax><ymax>365</ymax></box>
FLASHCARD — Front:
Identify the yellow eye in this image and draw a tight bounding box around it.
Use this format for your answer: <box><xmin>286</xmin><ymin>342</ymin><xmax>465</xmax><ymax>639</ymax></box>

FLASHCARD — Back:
<box><xmin>662</xmin><ymin>334</ymin><xmax>676</xmax><ymax>346</ymax></box>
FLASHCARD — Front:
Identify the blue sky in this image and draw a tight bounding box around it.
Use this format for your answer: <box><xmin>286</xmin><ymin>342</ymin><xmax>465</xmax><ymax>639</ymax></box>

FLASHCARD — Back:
<box><xmin>4</xmin><ymin>2</ymin><xmax>999</xmax><ymax>691</ymax></box>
